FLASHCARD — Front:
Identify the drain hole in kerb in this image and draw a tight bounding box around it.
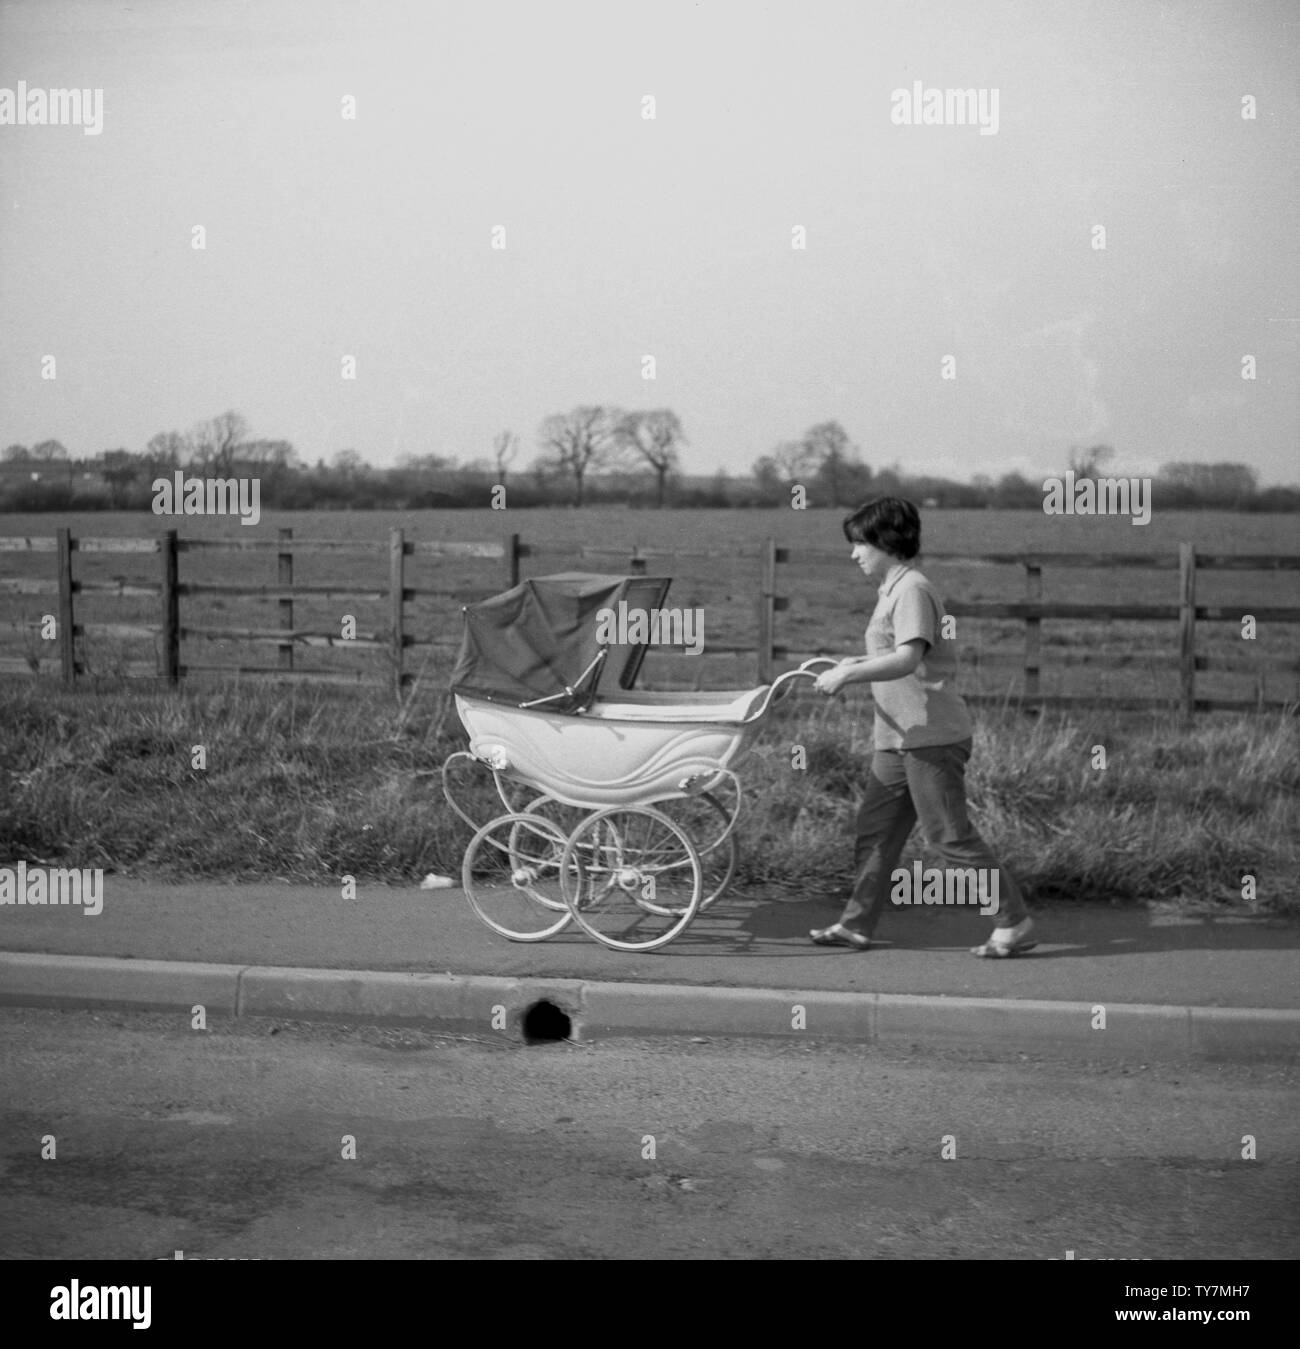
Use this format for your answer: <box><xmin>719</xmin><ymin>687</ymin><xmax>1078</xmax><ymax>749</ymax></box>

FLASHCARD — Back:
<box><xmin>522</xmin><ymin>1000</ymin><xmax>571</xmax><ymax>1044</ymax></box>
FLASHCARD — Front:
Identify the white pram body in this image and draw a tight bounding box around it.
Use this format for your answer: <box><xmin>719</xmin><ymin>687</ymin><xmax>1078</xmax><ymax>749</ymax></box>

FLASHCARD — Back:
<box><xmin>453</xmin><ymin>686</ymin><xmax>769</xmax><ymax>810</ymax></box>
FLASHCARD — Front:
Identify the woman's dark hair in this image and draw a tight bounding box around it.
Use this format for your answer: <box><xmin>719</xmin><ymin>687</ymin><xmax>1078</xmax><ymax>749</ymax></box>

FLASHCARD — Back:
<box><xmin>842</xmin><ymin>497</ymin><xmax>921</xmax><ymax>560</ymax></box>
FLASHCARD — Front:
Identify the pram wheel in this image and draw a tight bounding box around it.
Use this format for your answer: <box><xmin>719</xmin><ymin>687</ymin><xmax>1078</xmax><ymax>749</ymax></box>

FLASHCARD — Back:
<box><xmin>655</xmin><ymin>789</ymin><xmax>739</xmax><ymax>911</ymax></box>
<box><xmin>560</xmin><ymin>806</ymin><xmax>702</xmax><ymax>951</ymax></box>
<box><xmin>462</xmin><ymin>812</ymin><xmax>575</xmax><ymax>942</ymax></box>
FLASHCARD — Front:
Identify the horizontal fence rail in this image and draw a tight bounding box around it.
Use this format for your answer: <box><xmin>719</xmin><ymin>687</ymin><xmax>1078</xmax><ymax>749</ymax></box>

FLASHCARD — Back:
<box><xmin>0</xmin><ymin>528</ymin><xmax>1296</xmax><ymax>713</ymax></box>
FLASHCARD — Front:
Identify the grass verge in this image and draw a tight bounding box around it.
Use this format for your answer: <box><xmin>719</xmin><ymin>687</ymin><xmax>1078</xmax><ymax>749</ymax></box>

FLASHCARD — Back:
<box><xmin>0</xmin><ymin>678</ymin><xmax>1295</xmax><ymax>914</ymax></box>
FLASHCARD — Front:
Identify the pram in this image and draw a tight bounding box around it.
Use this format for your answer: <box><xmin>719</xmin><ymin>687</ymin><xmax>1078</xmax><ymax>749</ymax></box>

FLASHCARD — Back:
<box><xmin>441</xmin><ymin>573</ymin><xmax>832</xmax><ymax>951</ymax></box>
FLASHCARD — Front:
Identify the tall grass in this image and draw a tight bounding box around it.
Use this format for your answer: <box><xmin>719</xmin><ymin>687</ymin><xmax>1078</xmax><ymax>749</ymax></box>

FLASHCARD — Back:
<box><xmin>1</xmin><ymin>678</ymin><xmax>1295</xmax><ymax>913</ymax></box>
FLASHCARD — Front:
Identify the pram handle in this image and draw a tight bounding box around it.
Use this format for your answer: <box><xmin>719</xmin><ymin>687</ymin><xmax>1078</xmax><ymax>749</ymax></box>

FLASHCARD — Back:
<box><xmin>737</xmin><ymin>657</ymin><xmax>839</xmax><ymax>724</ymax></box>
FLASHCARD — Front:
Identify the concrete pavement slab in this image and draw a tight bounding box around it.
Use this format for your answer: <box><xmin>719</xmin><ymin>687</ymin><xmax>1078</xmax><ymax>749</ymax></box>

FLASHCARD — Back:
<box><xmin>0</xmin><ymin>881</ymin><xmax>1295</xmax><ymax>1006</ymax></box>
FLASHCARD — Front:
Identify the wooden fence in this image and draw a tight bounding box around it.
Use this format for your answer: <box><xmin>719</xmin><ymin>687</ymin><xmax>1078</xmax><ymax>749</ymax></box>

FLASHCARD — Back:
<box><xmin>1</xmin><ymin>529</ymin><xmax>1297</xmax><ymax>714</ymax></box>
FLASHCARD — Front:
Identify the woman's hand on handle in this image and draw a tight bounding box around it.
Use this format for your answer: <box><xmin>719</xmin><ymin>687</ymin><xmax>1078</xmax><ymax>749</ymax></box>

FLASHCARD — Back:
<box><xmin>747</xmin><ymin>658</ymin><xmax>837</xmax><ymax>719</ymax></box>
<box><xmin>796</xmin><ymin>655</ymin><xmax>850</xmax><ymax>697</ymax></box>
<box><xmin>814</xmin><ymin>666</ymin><xmax>853</xmax><ymax>697</ymax></box>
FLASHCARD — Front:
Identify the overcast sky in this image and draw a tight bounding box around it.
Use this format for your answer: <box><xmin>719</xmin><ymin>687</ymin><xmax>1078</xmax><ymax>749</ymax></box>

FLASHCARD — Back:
<box><xmin>1</xmin><ymin>0</ymin><xmax>1296</xmax><ymax>483</ymax></box>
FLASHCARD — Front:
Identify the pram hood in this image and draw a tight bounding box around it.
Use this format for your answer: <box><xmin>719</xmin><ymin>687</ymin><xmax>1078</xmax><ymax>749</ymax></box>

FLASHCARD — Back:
<box><xmin>450</xmin><ymin>571</ymin><xmax>671</xmax><ymax>711</ymax></box>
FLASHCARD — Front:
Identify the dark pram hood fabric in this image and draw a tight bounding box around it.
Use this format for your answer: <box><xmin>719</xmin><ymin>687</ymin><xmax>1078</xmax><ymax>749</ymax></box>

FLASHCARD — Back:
<box><xmin>450</xmin><ymin>572</ymin><xmax>671</xmax><ymax>710</ymax></box>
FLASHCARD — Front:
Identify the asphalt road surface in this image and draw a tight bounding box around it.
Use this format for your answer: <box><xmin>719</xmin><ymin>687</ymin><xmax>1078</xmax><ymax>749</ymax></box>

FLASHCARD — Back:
<box><xmin>1</xmin><ymin>1008</ymin><xmax>1295</xmax><ymax>1260</ymax></box>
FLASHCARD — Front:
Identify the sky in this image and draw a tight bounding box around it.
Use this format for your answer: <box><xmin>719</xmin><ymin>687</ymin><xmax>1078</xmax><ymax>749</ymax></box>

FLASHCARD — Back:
<box><xmin>0</xmin><ymin>0</ymin><xmax>1296</xmax><ymax>484</ymax></box>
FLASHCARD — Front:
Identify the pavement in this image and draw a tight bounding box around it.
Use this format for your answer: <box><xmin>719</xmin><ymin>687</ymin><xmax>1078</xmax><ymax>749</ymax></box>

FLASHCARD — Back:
<box><xmin>1</xmin><ymin>878</ymin><xmax>1297</xmax><ymax>1061</ymax></box>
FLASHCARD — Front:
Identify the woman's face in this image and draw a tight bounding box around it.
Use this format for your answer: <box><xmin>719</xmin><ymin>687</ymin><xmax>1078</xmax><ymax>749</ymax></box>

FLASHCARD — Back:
<box><xmin>850</xmin><ymin>540</ymin><xmax>895</xmax><ymax>582</ymax></box>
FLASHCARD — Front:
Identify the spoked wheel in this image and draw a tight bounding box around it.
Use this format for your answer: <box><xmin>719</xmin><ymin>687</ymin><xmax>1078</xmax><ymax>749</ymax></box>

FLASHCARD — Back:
<box><xmin>462</xmin><ymin>812</ymin><xmax>575</xmax><ymax>942</ymax></box>
<box><xmin>560</xmin><ymin>806</ymin><xmax>702</xmax><ymax>952</ymax></box>
<box><xmin>655</xmin><ymin>790</ymin><xmax>739</xmax><ymax>911</ymax></box>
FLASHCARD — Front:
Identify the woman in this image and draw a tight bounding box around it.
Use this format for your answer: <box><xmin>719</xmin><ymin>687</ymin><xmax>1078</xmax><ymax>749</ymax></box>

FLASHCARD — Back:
<box><xmin>810</xmin><ymin>497</ymin><xmax>1037</xmax><ymax>956</ymax></box>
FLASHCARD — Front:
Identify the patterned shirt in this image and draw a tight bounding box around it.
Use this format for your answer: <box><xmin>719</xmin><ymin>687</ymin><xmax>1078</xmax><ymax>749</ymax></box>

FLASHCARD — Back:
<box><xmin>865</xmin><ymin>562</ymin><xmax>972</xmax><ymax>749</ymax></box>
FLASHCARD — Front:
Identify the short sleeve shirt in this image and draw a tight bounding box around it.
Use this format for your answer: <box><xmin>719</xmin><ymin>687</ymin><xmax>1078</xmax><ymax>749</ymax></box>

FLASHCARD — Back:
<box><xmin>866</xmin><ymin>564</ymin><xmax>972</xmax><ymax>749</ymax></box>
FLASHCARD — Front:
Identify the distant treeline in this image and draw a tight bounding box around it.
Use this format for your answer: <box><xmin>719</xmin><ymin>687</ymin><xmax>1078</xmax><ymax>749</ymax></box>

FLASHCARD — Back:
<box><xmin>4</xmin><ymin>409</ymin><xmax>1297</xmax><ymax>512</ymax></box>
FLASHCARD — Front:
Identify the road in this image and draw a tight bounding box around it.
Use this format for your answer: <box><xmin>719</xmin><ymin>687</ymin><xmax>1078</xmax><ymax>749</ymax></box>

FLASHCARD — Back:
<box><xmin>1</xmin><ymin>1008</ymin><xmax>1295</xmax><ymax>1260</ymax></box>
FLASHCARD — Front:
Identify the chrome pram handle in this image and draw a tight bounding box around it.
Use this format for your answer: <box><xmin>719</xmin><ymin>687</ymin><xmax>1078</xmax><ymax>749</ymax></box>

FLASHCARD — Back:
<box><xmin>737</xmin><ymin>657</ymin><xmax>839</xmax><ymax>724</ymax></box>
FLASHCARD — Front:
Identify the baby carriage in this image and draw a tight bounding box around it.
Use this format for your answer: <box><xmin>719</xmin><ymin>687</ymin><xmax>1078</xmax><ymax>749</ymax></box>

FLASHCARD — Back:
<box><xmin>441</xmin><ymin>572</ymin><xmax>832</xmax><ymax>952</ymax></box>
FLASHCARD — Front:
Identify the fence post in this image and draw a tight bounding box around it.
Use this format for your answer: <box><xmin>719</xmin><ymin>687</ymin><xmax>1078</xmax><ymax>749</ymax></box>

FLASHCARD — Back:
<box><xmin>55</xmin><ymin>526</ymin><xmax>75</xmax><ymax>685</ymax></box>
<box><xmin>390</xmin><ymin>528</ymin><xmax>405</xmax><ymax>698</ymax></box>
<box><xmin>278</xmin><ymin>528</ymin><xmax>293</xmax><ymax>676</ymax></box>
<box><xmin>1023</xmin><ymin>559</ymin><xmax>1042</xmax><ymax>704</ymax></box>
<box><xmin>1178</xmin><ymin>542</ymin><xmax>1196</xmax><ymax>718</ymax></box>
<box><xmin>160</xmin><ymin>530</ymin><xmax>179</xmax><ymax>684</ymax></box>
<box><xmin>757</xmin><ymin>538</ymin><xmax>777</xmax><ymax>684</ymax></box>
<box><xmin>507</xmin><ymin>532</ymin><xmax>520</xmax><ymax>588</ymax></box>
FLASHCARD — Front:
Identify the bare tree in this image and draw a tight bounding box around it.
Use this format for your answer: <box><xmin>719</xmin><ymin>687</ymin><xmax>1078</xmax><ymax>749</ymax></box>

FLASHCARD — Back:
<box><xmin>537</xmin><ymin>406</ymin><xmax>622</xmax><ymax>507</ymax></box>
<box><xmin>753</xmin><ymin>423</ymin><xmax>872</xmax><ymax>505</ymax></box>
<box><xmin>30</xmin><ymin>439</ymin><xmax>69</xmax><ymax>461</ymax></box>
<box><xmin>805</xmin><ymin>421</ymin><xmax>860</xmax><ymax>505</ymax></box>
<box><xmin>493</xmin><ymin>430</ymin><xmax>519</xmax><ymax>486</ymax></box>
<box><xmin>2</xmin><ymin>444</ymin><xmax>30</xmax><ymax>462</ymax></box>
<box><xmin>615</xmin><ymin>410</ymin><xmax>685</xmax><ymax>507</ymax></box>
<box><xmin>240</xmin><ymin>439</ymin><xmax>297</xmax><ymax>477</ymax></box>
<box><xmin>146</xmin><ymin>431</ymin><xmax>188</xmax><ymax>475</ymax></box>
<box><xmin>188</xmin><ymin>411</ymin><xmax>249</xmax><ymax>476</ymax></box>
<box><xmin>753</xmin><ymin>438</ymin><xmax>820</xmax><ymax>495</ymax></box>
<box><xmin>1067</xmin><ymin>443</ymin><xmax>1115</xmax><ymax>478</ymax></box>
<box><xmin>98</xmin><ymin>449</ymin><xmax>139</xmax><ymax>507</ymax></box>
<box><xmin>331</xmin><ymin>449</ymin><xmax>367</xmax><ymax>477</ymax></box>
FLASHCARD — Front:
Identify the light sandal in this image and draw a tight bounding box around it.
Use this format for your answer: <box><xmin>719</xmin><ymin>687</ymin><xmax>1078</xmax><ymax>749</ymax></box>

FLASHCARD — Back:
<box><xmin>809</xmin><ymin>924</ymin><xmax>871</xmax><ymax>950</ymax></box>
<box><xmin>971</xmin><ymin>918</ymin><xmax>1037</xmax><ymax>958</ymax></box>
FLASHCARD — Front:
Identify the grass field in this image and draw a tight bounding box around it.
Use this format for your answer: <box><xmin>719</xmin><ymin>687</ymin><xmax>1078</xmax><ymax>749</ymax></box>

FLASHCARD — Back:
<box><xmin>1</xmin><ymin>507</ymin><xmax>1296</xmax><ymax>706</ymax></box>
<box><xmin>1</xmin><ymin>677</ymin><xmax>1295</xmax><ymax>914</ymax></box>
